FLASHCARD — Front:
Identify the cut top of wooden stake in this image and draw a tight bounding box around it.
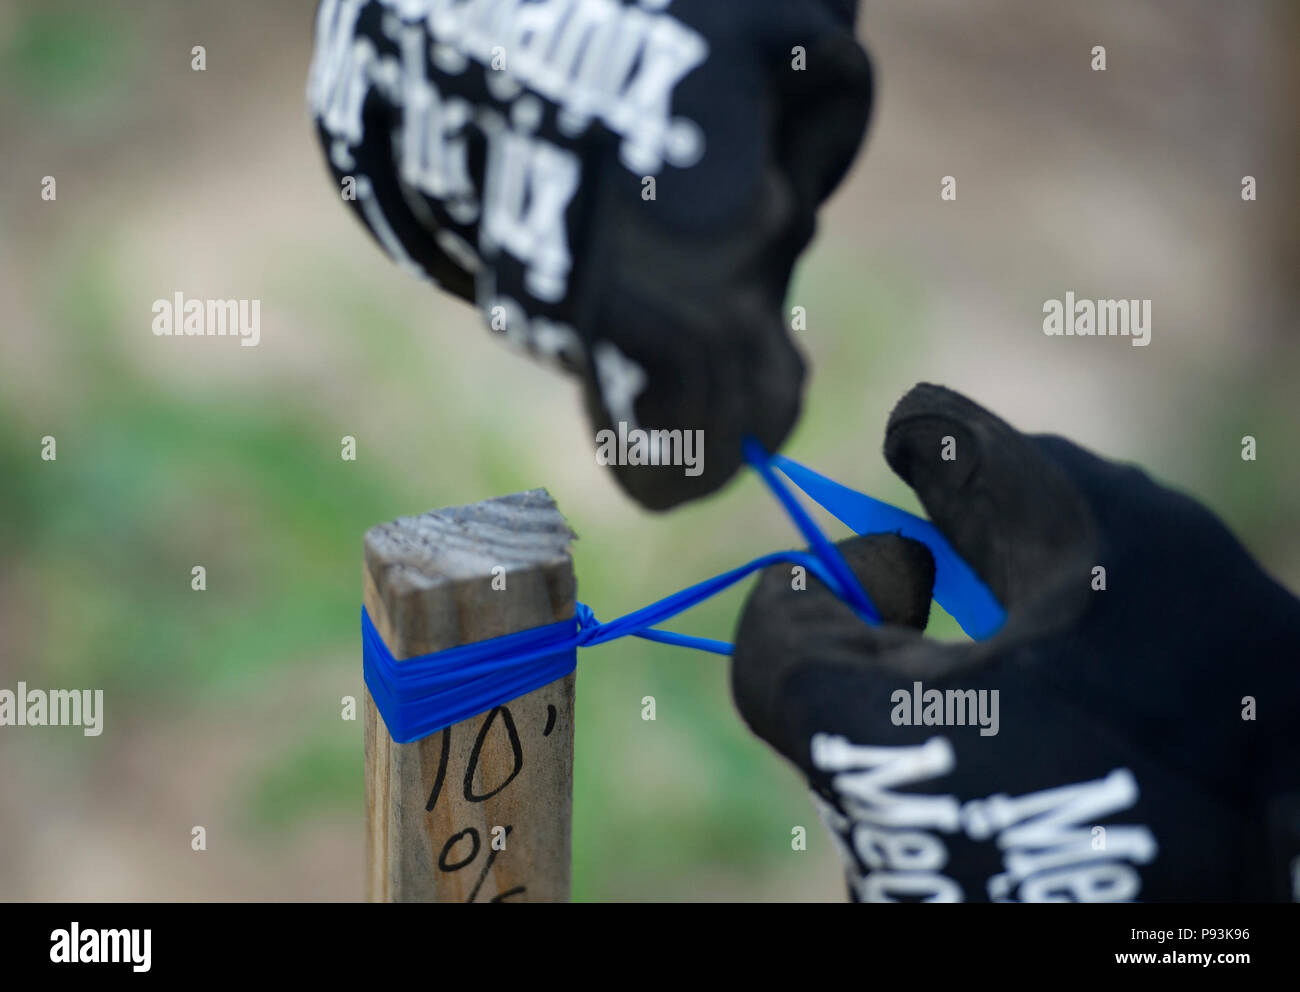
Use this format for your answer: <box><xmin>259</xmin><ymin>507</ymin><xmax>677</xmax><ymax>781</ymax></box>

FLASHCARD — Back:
<box><xmin>363</xmin><ymin>488</ymin><xmax>577</xmax><ymax>658</ymax></box>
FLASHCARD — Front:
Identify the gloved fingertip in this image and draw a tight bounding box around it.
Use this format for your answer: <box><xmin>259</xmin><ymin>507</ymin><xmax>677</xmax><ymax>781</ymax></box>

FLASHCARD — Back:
<box><xmin>731</xmin><ymin>532</ymin><xmax>933</xmax><ymax>762</ymax></box>
<box><xmin>882</xmin><ymin>383</ymin><xmax>987</xmax><ymax>490</ymax></box>
<box><xmin>837</xmin><ymin>533</ymin><xmax>934</xmax><ymax>631</ymax></box>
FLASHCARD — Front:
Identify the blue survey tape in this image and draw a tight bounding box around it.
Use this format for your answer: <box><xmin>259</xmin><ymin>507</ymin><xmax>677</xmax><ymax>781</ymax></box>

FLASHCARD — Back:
<box><xmin>362</xmin><ymin>441</ymin><xmax>1006</xmax><ymax>744</ymax></box>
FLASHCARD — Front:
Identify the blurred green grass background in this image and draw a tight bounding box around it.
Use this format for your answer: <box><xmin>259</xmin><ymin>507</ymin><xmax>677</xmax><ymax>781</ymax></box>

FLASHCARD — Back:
<box><xmin>1</xmin><ymin>0</ymin><xmax>1296</xmax><ymax>900</ymax></box>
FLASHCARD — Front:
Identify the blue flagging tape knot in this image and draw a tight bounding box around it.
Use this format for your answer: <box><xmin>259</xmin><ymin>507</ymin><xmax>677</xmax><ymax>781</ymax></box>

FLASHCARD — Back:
<box><xmin>363</xmin><ymin>440</ymin><xmax>1007</xmax><ymax>743</ymax></box>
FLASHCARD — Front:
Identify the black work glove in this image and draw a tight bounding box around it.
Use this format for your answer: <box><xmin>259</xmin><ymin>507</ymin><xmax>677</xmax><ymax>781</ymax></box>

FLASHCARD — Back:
<box><xmin>308</xmin><ymin>0</ymin><xmax>873</xmax><ymax>509</ymax></box>
<box><xmin>732</xmin><ymin>383</ymin><xmax>1300</xmax><ymax>902</ymax></box>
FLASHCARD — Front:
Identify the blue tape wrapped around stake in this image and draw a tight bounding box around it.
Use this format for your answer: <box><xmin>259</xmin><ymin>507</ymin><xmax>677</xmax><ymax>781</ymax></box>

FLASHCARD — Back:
<box><xmin>362</xmin><ymin>442</ymin><xmax>1006</xmax><ymax>744</ymax></box>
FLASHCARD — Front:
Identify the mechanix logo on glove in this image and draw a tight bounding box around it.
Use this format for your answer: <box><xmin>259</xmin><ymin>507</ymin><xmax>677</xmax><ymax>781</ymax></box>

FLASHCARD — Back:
<box><xmin>308</xmin><ymin>0</ymin><xmax>873</xmax><ymax>508</ymax></box>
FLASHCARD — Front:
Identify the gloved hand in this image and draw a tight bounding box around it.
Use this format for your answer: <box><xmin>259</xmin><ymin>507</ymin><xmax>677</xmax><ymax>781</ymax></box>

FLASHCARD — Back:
<box><xmin>308</xmin><ymin>0</ymin><xmax>874</xmax><ymax>509</ymax></box>
<box><xmin>732</xmin><ymin>383</ymin><xmax>1300</xmax><ymax>902</ymax></box>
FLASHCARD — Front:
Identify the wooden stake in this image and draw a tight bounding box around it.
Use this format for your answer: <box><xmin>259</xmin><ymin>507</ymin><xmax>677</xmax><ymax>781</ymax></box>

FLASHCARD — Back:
<box><xmin>362</xmin><ymin>489</ymin><xmax>576</xmax><ymax>902</ymax></box>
